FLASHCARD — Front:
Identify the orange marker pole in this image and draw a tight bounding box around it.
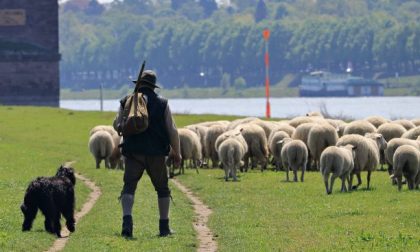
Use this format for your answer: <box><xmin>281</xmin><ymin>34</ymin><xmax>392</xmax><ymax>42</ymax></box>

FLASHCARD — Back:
<box><xmin>263</xmin><ymin>29</ymin><xmax>271</xmax><ymax>119</ymax></box>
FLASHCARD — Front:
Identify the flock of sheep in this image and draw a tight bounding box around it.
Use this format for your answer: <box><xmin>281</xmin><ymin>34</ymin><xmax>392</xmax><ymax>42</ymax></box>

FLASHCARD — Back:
<box><xmin>87</xmin><ymin>112</ymin><xmax>420</xmax><ymax>194</ymax></box>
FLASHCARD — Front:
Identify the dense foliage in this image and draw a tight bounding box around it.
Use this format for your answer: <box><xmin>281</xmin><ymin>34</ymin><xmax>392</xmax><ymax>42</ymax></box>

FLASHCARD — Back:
<box><xmin>59</xmin><ymin>0</ymin><xmax>420</xmax><ymax>90</ymax></box>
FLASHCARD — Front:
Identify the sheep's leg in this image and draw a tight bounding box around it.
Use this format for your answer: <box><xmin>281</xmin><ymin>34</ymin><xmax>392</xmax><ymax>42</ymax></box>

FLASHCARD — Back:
<box><xmin>293</xmin><ymin>167</ymin><xmax>298</xmax><ymax>182</ymax></box>
<box><xmin>286</xmin><ymin>166</ymin><xmax>290</xmax><ymax>182</ymax></box>
<box><xmin>366</xmin><ymin>171</ymin><xmax>371</xmax><ymax>190</ymax></box>
<box><xmin>232</xmin><ymin>164</ymin><xmax>238</xmax><ymax>181</ymax></box>
<box><xmin>323</xmin><ymin>174</ymin><xmax>329</xmax><ymax>194</ymax></box>
<box><xmin>341</xmin><ymin>176</ymin><xmax>347</xmax><ymax>192</ymax></box>
<box><xmin>397</xmin><ymin>176</ymin><xmax>402</xmax><ymax>191</ymax></box>
<box><xmin>300</xmin><ymin>164</ymin><xmax>305</xmax><ymax>182</ymax></box>
<box><xmin>407</xmin><ymin>178</ymin><xmax>414</xmax><ymax>190</ymax></box>
<box><xmin>95</xmin><ymin>158</ymin><xmax>101</xmax><ymax>169</ymax></box>
<box><xmin>352</xmin><ymin>171</ymin><xmax>362</xmax><ymax>190</ymax></box>
<box><xmin>105</xmin><ymin>158</ymin><xmax>111</xmax><ymax>169</ymax></box>
<box><xmin>224</xmin><ymin>165</ymin><xmax>229</xmax><ymax>182</ymax></box>
<box><xmin>329</xmin><ymin>174</ymin><xmax>338</xmax><ymax>194</ymax></box>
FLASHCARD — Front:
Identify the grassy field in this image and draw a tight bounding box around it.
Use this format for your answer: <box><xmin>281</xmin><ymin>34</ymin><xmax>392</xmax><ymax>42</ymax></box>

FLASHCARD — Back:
<box><xmin>0</xmin><ymin>107</ymin><xmax>218</xmax><ymax>251</ymax></box>
<box><xmin>0</xmin><ymin>106</ymin><xmax>419</xmax><ymax>251</ymax></box>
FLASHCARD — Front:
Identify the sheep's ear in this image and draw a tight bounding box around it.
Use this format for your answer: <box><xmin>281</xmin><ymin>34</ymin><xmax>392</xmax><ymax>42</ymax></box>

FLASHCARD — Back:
<box><xmin>239</xmin><ymin>128</ymin><xmax>243</xmax><ymax>132</ymax></box>
<box><xmin>352</xmin><ymin>146</ymin><xmax>357</xmax><ymax>150</ymax></box>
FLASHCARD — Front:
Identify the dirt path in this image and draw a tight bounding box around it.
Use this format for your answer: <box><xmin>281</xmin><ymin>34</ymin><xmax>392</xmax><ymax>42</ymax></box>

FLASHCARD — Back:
<box><xmin>171</xmin><ymin>179</ymin><xmax>218</xmax><ymax>252</ymax></box>
<box><xmin>46</xmin><ymin>173</ymin><xmax>102</xmax><ymax>252</ymax></box>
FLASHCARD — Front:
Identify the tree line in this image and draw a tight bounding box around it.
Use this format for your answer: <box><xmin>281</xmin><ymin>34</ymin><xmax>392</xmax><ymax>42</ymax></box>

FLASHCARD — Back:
<box><xmin>59</xmin><ymin>0</ymin><xmax>420</xmax><ymax>90</ymax></box>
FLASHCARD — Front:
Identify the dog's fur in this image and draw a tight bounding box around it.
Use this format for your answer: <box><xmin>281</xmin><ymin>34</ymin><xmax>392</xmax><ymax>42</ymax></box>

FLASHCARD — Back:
<box><xmin>21</xmin><ymin>165</ymin><xmax>76</xmax><ymax>237</ymax></box>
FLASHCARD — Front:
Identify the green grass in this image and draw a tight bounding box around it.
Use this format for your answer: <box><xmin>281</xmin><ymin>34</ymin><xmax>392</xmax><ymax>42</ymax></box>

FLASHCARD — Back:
<box><xmin>177</xmin><ymin>169</ymin><xmax>420</xmax><ymax>251</ymax></box>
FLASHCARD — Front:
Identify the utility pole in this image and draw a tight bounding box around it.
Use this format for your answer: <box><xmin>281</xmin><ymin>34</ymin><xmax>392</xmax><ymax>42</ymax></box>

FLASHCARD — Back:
<box><xmin>263</xmin><ymin>28</ymin><xmax>271</xmax><ymax>119</ymax></box>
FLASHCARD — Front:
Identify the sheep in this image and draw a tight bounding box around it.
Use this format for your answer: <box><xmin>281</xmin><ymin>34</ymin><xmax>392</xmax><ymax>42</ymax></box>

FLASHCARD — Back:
<box><xmin>320</xmin><ymin>145</ymin><xmax>356</xmax><ymax>194</ymax></box>
<box><xmin>306</xmin><ymin>111</ymin><xmax>323</xmax><ymax>117</ymax></box>
<box><xmin>250</xmin><ymin>119</ymin><xmax>274</xmax><ymax>140</ymax></box>
<box><xmin>227</xmin><ymin>117</ymin><xmax>259</xmax><ymax>130</ymax></box>
<box><xmin>236</xmin><ymin>123</ymin><xmax>269</xmax><ymax>172</ymax></box>
<box><xmin>218</xmin><ymin>138</ymin><xmax>247</xmax><ymax>181</ymax></box>
<box><xmin>343</xmin><ymin>120</ymin><xmax>376</xmax><ymax>136</ymax></box>
<box><xmin>401</xmin><ymin>126</ymin><xmax>420</xmax><ymax>140</ymax></box>
<box><xmin>288</xmin><ymin>116</ymin><xmax>317</xmax><ymax>128</ymax></box>
<box><xmin>336</xmin><ymin>133</ymin><xmax>387</xmax><ymax>190</ymax></box>
<box><xmin>90</xmin><ymin>125</ymin><xmax>123</xmax><ymax>169</ymax></box>
<box><xmin>178</xmin><ymin>128</ymin><xmax>202</xmax><ymax>170</ymax></box>
<box><xmin>384</xmin><ymin>138</ymin><xmax>420</xmax><ymax>177</ymax></box>
<box><xmin>392</xmin><ymin>119</ymin><xmax>416</xmax><ymax>131</ymax></box>
<box><xmin>364</xmin><ymin>116</ymin><xmax>389</xmax><ymax>128</ymax></box>
<box><xmin>268</xmin><ymin>131</ymin><xmax>290</xmax><ymax>171</ymax></box>
<box><xmin>391</xmin><ymin>145</ymin><xmax>420</xmax><ymax>190</ymax></box>
<box><xmin>411</xmin><ymin>118</ymin><xmax>420</xmax><ymax>127</ymax></box>
<box><xmin>307</xmin><ymin>123</ymin><xmax>339</xmax><ymax>170</ymax></box>
<box><xmin>377</xmin><ymin>123</ymin><xmax>407</xmax><ymax>142</ymax></box>
<box><xmin>272</xmin><ymin>122</ymin><xmax>295</xmax><ymax>137</ymax></box>
<box><xmin>280</xmin><ymin>138</ymin><xmax>308</xmax><ymax>182</ymax></box>
<box><xmin>205</xmin><ymin>124</ymin><xmax>227</xmax><ymax>168</ymax></box>
<box><xmin>377</xmin><ymin>123</ymin><xmax>407</xmax><ymax>170</ymax></box>
<box><xmin>196</xmin><ymin>120</ymin><xmax>230</xmax><ymax>127</ymax></box>
<box><xmin>186</xmin><ymin>124</ymin><xmax>208</xmax><ymax>165</ymax></box>
<box><xmin>215</xmin><ymin>129</ymin><xmax>248</xmax><ymax>154</ymax></box>
<box><xmin>88</xmin><ymin>130</ymin><xmax>115</xmax><ymax>169</ymax></box>
<box><xmin>292</xmin><ymin>123</ymin><xmax>316</xmax><ymax>170</ymax></box>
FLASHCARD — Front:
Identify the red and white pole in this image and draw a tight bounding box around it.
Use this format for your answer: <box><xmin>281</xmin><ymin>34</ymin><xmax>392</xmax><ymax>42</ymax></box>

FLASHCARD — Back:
<box><xmin>263</xmin><ymin>29</ymin><xmax>271</xmax><ymax>119</ymax></box>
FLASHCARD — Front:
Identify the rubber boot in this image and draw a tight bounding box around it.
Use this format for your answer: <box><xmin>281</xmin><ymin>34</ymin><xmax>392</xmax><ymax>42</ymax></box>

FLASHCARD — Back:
<box><xmin>159</xmin><ymin>219</ymin><xmax>172</xmax><ymax>237</ymax></box>
<box><xmin>121</xmin><ymin>215</ymin><xmax>133</xmax><ymax>238</ymax></box>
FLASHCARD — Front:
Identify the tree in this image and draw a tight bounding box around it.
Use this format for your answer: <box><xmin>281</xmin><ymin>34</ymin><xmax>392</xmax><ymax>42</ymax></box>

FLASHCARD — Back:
<box><xmin>275</xmin><ymin>4</ymin><xmax>288</xmax><ymax>20</ymax></box>
<box><xmin>254</xmin><ymin>0</ymin><xmax>267</xmax><ymax>23</ymax></box>
<box><xmin>171</xmin><ymin>0</ymin><xmax>188</xmax><ymax>10</ymax></box>
<box><xmin>199</xmin><ymin>0</ymin><xmax>218</xmax><ymax>17</ymax></box>
<box><xmin>85</xmin><ymin>0</ymin><xmax>105</xmax><ymax>16</ymax></box>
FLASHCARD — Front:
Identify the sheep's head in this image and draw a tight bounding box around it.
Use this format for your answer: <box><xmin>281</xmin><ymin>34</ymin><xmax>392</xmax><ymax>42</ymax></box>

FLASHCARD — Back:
<box><xmin>365</xmin><ymin>133</ymin><xmax>387</xmax><ymax>151</ymax></box>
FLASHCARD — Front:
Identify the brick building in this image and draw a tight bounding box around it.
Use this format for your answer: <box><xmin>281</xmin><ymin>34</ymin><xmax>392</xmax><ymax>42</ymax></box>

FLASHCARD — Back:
<box><xmin>0</xmin><ymin>0</ymin><xmax>60</xmax><ymax>106</ymax></box>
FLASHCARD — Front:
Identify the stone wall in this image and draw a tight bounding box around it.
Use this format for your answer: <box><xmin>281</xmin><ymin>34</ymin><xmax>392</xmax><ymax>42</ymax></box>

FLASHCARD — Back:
<box><xmin>0</xmin><ymin>0</ymin><xmax>59</xmax><ymax>106</ymax></box>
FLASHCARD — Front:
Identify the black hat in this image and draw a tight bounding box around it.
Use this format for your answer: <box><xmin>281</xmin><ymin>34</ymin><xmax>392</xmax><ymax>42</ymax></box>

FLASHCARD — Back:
<box><xmin>132</xmin><ymin>70</ymin><xmax>160</xmax><ymax>88</ymax></box>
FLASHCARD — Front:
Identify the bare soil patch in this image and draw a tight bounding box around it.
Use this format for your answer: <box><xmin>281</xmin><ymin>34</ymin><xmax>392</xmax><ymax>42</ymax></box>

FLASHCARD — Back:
<box><xmin>171</xmin><ymin>179</ymin><xmax>218</xmax><ymax>252</ymax></box>
<box><xmin>46</xmin><ymin>173</ymin><xmax>102</xmax><ymax>252</ymax></box>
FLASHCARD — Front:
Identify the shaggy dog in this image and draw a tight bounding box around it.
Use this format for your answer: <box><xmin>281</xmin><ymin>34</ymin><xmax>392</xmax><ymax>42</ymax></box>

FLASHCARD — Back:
<box><xmin>21</xmin><ymin>165</ymin><xmax>76</xmax><ymax>237</ymax></box>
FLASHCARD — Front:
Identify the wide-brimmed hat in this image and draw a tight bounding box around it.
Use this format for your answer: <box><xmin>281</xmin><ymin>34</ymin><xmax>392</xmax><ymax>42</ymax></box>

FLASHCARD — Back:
<box><xmin>132</xmin><ymin>70</ymin><xmax>160</xmax><ymax>88</ymax></box>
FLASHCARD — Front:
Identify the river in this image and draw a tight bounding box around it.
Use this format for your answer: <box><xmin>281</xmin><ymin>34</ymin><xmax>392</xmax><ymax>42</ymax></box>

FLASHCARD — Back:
<box><xmin>60</xmin><ymin>97</ymin><xmax>420</xmax><ymax>120</ymax></box>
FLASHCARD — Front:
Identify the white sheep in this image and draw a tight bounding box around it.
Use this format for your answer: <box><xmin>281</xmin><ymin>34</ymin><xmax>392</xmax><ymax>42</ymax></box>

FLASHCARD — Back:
<box><xmin>320</xmin><ymin>145</ymin><xmax>356</xmax><ymax>194</ymax></box>
<box><xmin>227</xmin><ymin>117</ymin><xmax>259</xmax><ymax>130</ymax></box>
<box><xmin>292</xmin><ymin>122</ymin><xmax>316</xmax><ymax>170</ymax></box>
<box><xmin>376</xmin><ymin>123</ymin><xmax>407</xmax><ymax>170</ymax></box>
<box><xmin>186</xmin><ymin>124</ymin><xmax>208</xmax><ymax>165</ymax></box>
<box><xmin>236</xmin><ymin>123</ymin><xmax>269</xmax><ymax>172</ymax></box>
<box><xmin>401</xmin><ymin>126</ymin><xmax>420</xmax><ymax>140</ymax></box>
<box><xmin>178</xmin><ymin>128</ymin><xmax>202</xmax><ymax>170</ymax></box>
<box><xmin>268</xmin><ymin>131</ymin><xmax>290</xmax><ymax>171</ymax></box>
<box><xmin>384</xmin><ymin>138</ymin><xmax>420</xmax><ymax>178</ymax></box>
<box><xmin>205</xmin><ymin>124</ymin><xmax>227</xmax><ymax>168</ymax></box>
<box><xmin>392</xmin><ymin>145</ymin><xmax>420</xmax><ymax>190</ymax></box>
<box><xmin>280</xmin><ymin>138</ymin><xmax>308</xmax><ymax>182</ymax></box>
<box><xmin>90</xmin><ymin>125</ymin><xmax>123</xmax><ymax>169</ymax></box>
<box><xmin>336</xmin><ymin>133</ymin><xmax>387</xmax><ymax>190</ymax></box>
<box><xmin>364</xmin><ymin>115</ymin><xmax>389</xmax><ymax>128</ymax></box>
<box><xmin>88</xmin><ymin>130</ymin><xmax>115</xmax><ymax>169</ymax></box>
<box><xmin>272</xmin><ymin>122</ymin><xmax>295</xmax><ymax>137</ymax></box>
<box><xmin>308</xmin><ymin>123</ymin><xmax>339</xmax><ymax>170</ymax></box>
<box><xmin>392</xmin><ymin>119</ymin><xmax>416</xmax><ymax>131</ymax></box>
<box><xmin>215</xmin><ymin>129</ymin><xmax>248</xmax><ymax>154</ymax></box>
<box><xmin>411</xmin><ymin>118</ymin><xmax>420</xmax><ymax>127</ymax></box>
<box><xmin>218</xmin><ymin>138</ymin><xmax>247</xmax><ymax>181</ymax></box>
<box><xmin>343</xmin><ymin>120</ymin><xmax>376</xmax><ymax>136</ymax></box>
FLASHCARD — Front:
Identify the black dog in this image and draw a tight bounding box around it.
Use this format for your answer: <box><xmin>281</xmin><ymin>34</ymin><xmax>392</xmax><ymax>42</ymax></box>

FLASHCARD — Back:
<box><xmin>21</xmin><ymin>165</ymin><xmax>76</xmax><ymax>237</ymax></box>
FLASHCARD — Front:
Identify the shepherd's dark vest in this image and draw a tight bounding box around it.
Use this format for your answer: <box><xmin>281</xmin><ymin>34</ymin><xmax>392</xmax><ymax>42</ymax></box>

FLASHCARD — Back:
<box><xmin>120</xmin><ymin>87</ymin><xmax>170</xmax><ymax>156</ymax></box>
